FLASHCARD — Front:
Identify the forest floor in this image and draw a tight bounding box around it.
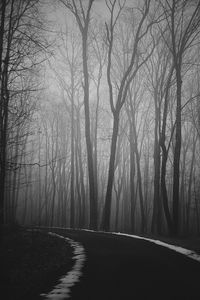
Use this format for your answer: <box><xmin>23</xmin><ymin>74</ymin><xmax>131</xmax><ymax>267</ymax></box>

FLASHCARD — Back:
<box><xmin>0</xmin><ymin>225</ymin><xmax>74</xmax><ymax>300</ymax></box>
<box><xmin>1</xmin><ymin>226</ymin><xmax>200</xmax><ymax>300</ymax></box>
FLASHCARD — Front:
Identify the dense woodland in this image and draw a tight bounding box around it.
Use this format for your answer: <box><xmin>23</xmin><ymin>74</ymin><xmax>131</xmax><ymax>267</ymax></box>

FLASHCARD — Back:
<box><xmin>1</xmin><ymin>0</ymin><xmax>200</xmax><ymax>237</ymax></box>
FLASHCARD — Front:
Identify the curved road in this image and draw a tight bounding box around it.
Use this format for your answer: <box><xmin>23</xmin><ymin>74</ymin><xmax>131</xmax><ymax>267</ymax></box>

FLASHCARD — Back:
<box><xmin>48</xmin><ymin>229</ymin><xmax>200</xmax><ymax>300</ymax></box>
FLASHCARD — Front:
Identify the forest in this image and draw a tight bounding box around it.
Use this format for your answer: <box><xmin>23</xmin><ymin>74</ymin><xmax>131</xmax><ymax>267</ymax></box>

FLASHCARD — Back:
<box><xmin>1</xmin><ymin>0</ymin><xmax>200</xmax><ymax>237</ymax></box>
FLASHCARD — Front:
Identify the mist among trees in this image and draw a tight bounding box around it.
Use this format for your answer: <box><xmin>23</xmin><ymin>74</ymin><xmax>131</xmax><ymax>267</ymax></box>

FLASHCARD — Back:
<box><xmin>1</xmin><ymin>0</ymin><xmax>200</xmax><ymax>237</ymax></box>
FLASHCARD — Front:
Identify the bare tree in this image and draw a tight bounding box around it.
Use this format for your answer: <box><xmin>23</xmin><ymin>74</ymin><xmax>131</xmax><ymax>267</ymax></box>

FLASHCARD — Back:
<box><xmin>0</xmin><ymin>0</ymin><xmax>48</xmax><ymax>227</ymax></box>
<box><xmin>60</xmin><ymin>0</ymin><xmax>98</xmax><ymax>229</ymax></box>
<box><xmin>160</xmin><ymin>0</ymin><xmax>200</xmax><ymax>235</ymax></box>
<box><xmin>102</xmin><ymin>0</ymin><xmax>156</xmax><ymax>231</ymax></box>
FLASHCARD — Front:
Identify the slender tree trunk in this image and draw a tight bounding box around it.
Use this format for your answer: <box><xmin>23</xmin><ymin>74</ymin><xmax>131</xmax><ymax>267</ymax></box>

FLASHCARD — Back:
<box><xmin>76</xmin><ymin>109</ymin><xmax>86</xmax><ymax>227</ymax></box>
<box><xmin>129</xmin><ymin>124</ymin><xmax>136</xmax><ymax>233</ymax></box>
<box><xmin>75</xmin><ymin>137</ymin><xmax>82</xmax><ymax>228</ymax></box>
<box><xmin>82</xmin><ymin>32</ymin><xmax>97</xmax><ymax>230</ymax></box>
<box><xmin>160</xmin><ymin>67</ymin><xmax>174</xmax><ymax>235</ymax></box>
<box><xmin>131</xmin><ymin>112</ymin><xmax>146</xmax><ymax>233</ymax></box>
<box><xmin>135</xmin><ymin>144</ymin><xmax>146</xmax><ymax>233</ymax></box>
<box><xmin>180</xmin><ymin>139</ymin><xmax>189</xmax><ymax>234</ymax></box>
<box><xmin>50</xmin><ymin>165</ymin><xmax>56</xmax><ymax>227</ymax></box>
<box><xmin>38</xmin><ymin>131</ymin><xmax>42</xmax><ymax>226</ymax></box>
<box><xmin>50</xmin><ymin>120</ymin><xmax>58</xmax><ymax>227</ymax></box>
<box><xmin>160</xmin><ymin>142</ymin><xmax>174</xmax><ymax>235</ymax></box>
<box><xmin>44</xmin><ymin>131</ymin><xmax>49</xmax><ymax>226</ymax></box>
<box><xmin>194</xmin><ymin>173</ymin><xmax>200</xmax><ymax>235</ymax></box>
<box><xmin>172</xmin><ymin>66</ymin><xmax>182</xmax><ymax>236</ymax></box>
<box><xmin>114</xmin><ymin>185</ymin><xmax>120</xmax><ymax>232</ymax></box>
<box><xmin>185</xmin><ymin>135</ymin><xmax>197</xmax><ymax>233</ymax></box>
<box><xmin>10</xmin><ymin>133</ymin><xmax>20</xmax><ymax>223</ymax></box>
<box><xmin>151</xmin><ymin>99</ymin><xmax>162</xmax><ymax>235</ymax></box>
<box><xmin>70</xmin><ymin>87</ymin><xmax>75</xmax><ymax>228</ymax></box>
<box><xmin>93</xmin><ymin>70</ymin><xmax>101</xmax><ymax>226</ymax></box>
<box><xmin>102</xmin><ymin>113</ymin><xmax>119</xmax><ymax>231</ymax></box>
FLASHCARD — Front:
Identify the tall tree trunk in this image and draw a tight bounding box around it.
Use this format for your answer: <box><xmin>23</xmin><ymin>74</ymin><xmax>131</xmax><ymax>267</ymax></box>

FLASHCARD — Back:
<box><xmin>172</xmin><ymin>66</ymin><xmax>182</xmax><ymax>236</ymax></box>
<box><xmin>194</xmin><ymin>172</ymin><xmax>200</xmax><ymax>235</ymax></box>
<box><xmin>82</xmin><ymin>31</ymin><xmax>97</xmax><ymax>230</ymax></box>
<box><xmin>70</xmin><ymin>87</ymin><xmax>75</xmax><ymax>228</ymax></box>
<box><xmin>132</xmin><ymin>112</ymin><xmax>146</xmax><ymax>233</ymax></box>
<box><xmin>185</xmin><ymin>135</ymin><xmax>197</xmax><ymax>233</ymax></box>
<box><xmin>38</xmin><ymin>131</ymin><xmax>42</xmax><ymax>226</ymax></box>
<box><xmin>76</xmin><ymin>107</ymin><xmax>86</xmax><ymax>227</ymax></box>
<box><xmin>151</xmin><ymin>98</ymin><xmax>162</xmax><ymax>235</ymax></box>
<box><xmin>102</xmin><ymin>113</ymin><xmax>119</xmax><ymax>231</ymax></box>
<box><xmin>93</xmin><ymin>68</ymin><xmax>101</xmax><ymax>226</ymax></box>
<box><xmin>160</xmin><ymin>67</ymin><xmax>174</xmax><ymax>235</ymax></box>
<box><xmin>129</xmin><ymin>122</ymin><xmax>136</xmax><ymax>233</ymax></box>
<box><xmin>50</xmin><ymin>164</ymin><xmax>56</xmax><ymax>227</ymax></box>
<box><xmin>180</xmin><ymin>139</ymin><xmax>188</xmax><ymax>234</ymax></box>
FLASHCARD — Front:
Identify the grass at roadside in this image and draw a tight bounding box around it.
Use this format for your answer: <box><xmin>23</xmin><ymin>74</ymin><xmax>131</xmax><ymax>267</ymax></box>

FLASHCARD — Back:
<box><xmin>137</xmin><ymin>233</ymin><xmax>200</xmax><ymax>254</ymax></box>
<box><xmin>157</xmin><ymin>236</ymin><xmax>200</xmax><ymax>254</ymax></box>
<box><xmin>1</xmin><ymin>225</ymin><xmax>74</xmax><ymax>300</ymax></box>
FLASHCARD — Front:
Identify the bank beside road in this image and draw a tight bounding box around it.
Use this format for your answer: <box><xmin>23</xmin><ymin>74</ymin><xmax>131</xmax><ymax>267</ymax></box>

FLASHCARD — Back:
<box><xmin>1</xmin><ymin>226</ymin><xmax>74</xmax><ymax>300</ymax></box>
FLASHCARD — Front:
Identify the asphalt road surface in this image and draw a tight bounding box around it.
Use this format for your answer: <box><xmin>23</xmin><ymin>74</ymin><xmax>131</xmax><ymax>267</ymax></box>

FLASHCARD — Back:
<box><xmin>47</xmin><ymin>229</ymin><xmax>200</xmax><ymax>300</ymax></box>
